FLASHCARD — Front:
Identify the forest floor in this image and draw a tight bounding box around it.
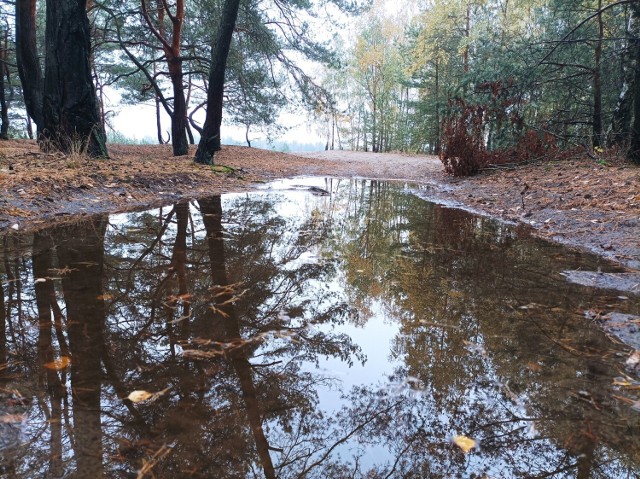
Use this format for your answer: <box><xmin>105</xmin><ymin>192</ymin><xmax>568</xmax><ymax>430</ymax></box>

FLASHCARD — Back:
<box><xmin>1</xmin><ymin>139</ymin><xmax>639</xmax><ymax>272</ymax></box>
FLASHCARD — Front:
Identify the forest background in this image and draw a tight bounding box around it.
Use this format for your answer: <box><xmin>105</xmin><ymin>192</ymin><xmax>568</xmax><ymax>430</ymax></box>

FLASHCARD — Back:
<box><xmin>1</xmin><ymin>0</ymin><xmax>640</xmax><ymax>172</ymax></box>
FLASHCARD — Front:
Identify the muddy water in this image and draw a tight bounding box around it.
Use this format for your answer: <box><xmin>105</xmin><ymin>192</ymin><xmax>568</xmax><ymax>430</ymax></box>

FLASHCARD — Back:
<box><xmin>0</xmin><ymin>178</ymin><xmax>639</xmax><ymax>478</ymax></box>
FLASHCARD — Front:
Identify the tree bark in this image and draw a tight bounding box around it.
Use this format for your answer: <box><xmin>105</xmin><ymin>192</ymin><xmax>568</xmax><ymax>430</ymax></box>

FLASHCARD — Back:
<box><xmin>434</xmin><ymin>58</ymin><xmax>441</xmax><ymax>154</ymax></box>
<box><xmin>628</xmin><ymin>32</ymin><xmax>640</xmax><ymax>164</ymax></box>
<box><xmin>610</xmin><ymin>10</ymin><xmax>637</xmax><ymax>146</ymax></box>
<box><xmin>0</xmin><ymin>38</ymin><xmax>8</xmax><ymax>140</ymax></box>
<box><xmin>42</xmin><ymin>0</ymin><xmax>108</xmax><ymax>157</ymax></box>
<box><xmin>141</xmin><ymin>0</ymin><xmax>188</xmax><ymax>155</ymax></box>
<box><xmin>592</xmin><ymin>0</ymin><xmax>604</xmax><ymax>148</ymax></box>
<box><xmin>169</xmin><ymin>60</ymin><xmax>189</xmax><ymax>155</ymax></box>
<box><xmin>194</xmin><ymin>0</ymin><xmax>241</xmax><ymax>165</ymax></box>
<box><xmin>15</xmin><ymin>0</ymin><xmax>44</xmax><ymax>131</ymax></box>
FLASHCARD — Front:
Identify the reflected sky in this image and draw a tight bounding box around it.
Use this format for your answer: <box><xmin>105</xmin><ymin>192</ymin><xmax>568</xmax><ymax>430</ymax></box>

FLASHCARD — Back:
<box><xmin>0</xmin><ymin>178</ymin><xmax>639</xmax><ymax>478</ymax></box>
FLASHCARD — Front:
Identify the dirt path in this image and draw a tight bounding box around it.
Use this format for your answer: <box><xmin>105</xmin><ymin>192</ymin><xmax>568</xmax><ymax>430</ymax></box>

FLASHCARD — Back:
<box><xmin>295</xmin><ymin>150</ymin><xmax>443</xmax><ymax>181</ymax></box>
<box><xmin>1</xmin><ymin>141</ymin><xmax>638</xmax><ymax>272</ymax></box>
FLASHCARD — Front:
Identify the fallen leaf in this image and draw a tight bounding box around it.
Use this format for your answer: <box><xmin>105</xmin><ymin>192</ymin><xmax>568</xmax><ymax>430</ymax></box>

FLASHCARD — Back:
<box><xmin>626</xmin><ymin>350</ymin><xmax>640</xmax><ymax>368</ymax></box>
<box><xmin>452</xmin><ymin>435</ymin><xmax>477</xmax><ymax>453</ymax></box>
<box><xmin>518</xmin><ymin>303</ymin><xmax>541</xmax><ymax>310</ymax></box>
<box><xmin>526</xmin><ymin>362</ymin><xmax>543</xmax><ymax>372</ymax></box>
<box><xmin>44</xmin><ymin>356</ymin><xmax>71</xmax><ymax>371</ymax></box>
<box><xmin>0</xmin><ymin>414</ymin><xmax>25</xmax><ymax>423</ymax></box>
<box><xmin>127</xmin><ymin>390</ymin><xmax>153</xmax><ymax>403</ymax></box>
<box><xmin>127</xmin><ymin>387</ymin><xmax>170</xmax><ymax>404</ymax></box>
<box><xmin>613</xmin><ymin>378</ymin><xmax>633</xmax><ymax>387</ymax></box>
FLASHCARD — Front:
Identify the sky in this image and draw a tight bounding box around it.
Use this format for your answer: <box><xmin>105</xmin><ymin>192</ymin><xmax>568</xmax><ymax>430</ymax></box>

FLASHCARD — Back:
<box><xmin>110</xmin><ymin>96</ymin><xmax>325</xmax><ymax>149</ymax></box>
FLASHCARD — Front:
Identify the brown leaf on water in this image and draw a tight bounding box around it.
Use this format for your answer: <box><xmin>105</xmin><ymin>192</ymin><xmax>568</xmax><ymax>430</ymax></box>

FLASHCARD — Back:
<box><xmin>613</xmin><ymin>377</ymin><xmax>640</xmax><ymax>389</ymax></box>
<box><xmin>0</xmin><ymin>414</ymin><xmax>25</xmax><ymax>423</ymax></box>
<box><xmin>44</xmin><ymin>356</ymin><xmax>71</xmax><ymax>371</ymax></box>
<box><xmin>47</xmin><ymin>266</ymin><xmax>75</xmax><ymax>276</ymax></box>
<box><xmin>526</xmin><ymin>362</ymin><xmax>543</xmax><ymax>372</ymax></box>
<box><xmin>182</xmin><ymin>349</ymin><xmax>225</xmax><ymax>359</ymax></box>
<box><xmin>96</xmin><ymin>294</ymin><xmax>113</xmax><ymax>300</ymax></box>
<box><xmin>452</xmin><ymin>435</ymin><xmax>477</xmax><ymax>453</ymax></box>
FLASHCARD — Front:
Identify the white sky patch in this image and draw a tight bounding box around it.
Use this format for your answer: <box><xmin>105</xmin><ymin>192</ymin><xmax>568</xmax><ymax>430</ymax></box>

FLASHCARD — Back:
<box><xmin>109</xmin><ymin>95</ymin><xmax>324</xmax><ymax>149</ymax></box>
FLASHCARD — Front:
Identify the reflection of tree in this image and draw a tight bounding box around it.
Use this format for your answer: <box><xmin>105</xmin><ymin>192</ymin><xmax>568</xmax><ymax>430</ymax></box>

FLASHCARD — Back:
<box><xmin>32</xmin><ymin>232</ymin><xmax>65</xmax><ymax>477</ymax></box>
<box><xmin>87</xmin><ymin>195</ymin><xmax>363</xmax><ymax>477</ymax></box>
<box><xmin>0</xmin><ymin>270</ymin><xmax>6</xmax><ymax>365</ymax></box>
<box><xmin>55</xmin><ymin>219</ymin><xmax>108</xmax><ymax>478</ymax></box>
<box><xmin>325</xmin><ymin>182</ymin><xmax>640</xmax><ymax>478</ymax></box>
<box><xmin>1</xmin><ymin>182</ymin><xmax>639</xmax><ymax>478</ymax></box>
<box><xmin>199</xmin><ymin>196</ymin><xmax>276</xmax><ymax>478</ymax></box>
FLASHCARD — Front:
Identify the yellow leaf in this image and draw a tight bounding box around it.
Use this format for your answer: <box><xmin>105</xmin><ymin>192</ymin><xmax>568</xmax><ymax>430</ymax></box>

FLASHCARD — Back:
<box><xmin>127</xmin><ymin>390</ymin><xmax>153</xmax><ymax>403</ymax></box>
<box><xmin>453</xmin><ymin>435</ymin><xmax>477</xmax><ymax>453</ymax></box>
<box><xmin>44</xmin><ymin>356</ymin><xmax>71</xmax><ymax>371</ymax></box>
<box><xmin>127</xmin><ymin>388</ymin><xmax>170</xmax><ymax>403</ymax></box>
<box><xmin>613</xmin><ymin>379</ymin><xmax>632</xmax><ymax>387</ymax></box>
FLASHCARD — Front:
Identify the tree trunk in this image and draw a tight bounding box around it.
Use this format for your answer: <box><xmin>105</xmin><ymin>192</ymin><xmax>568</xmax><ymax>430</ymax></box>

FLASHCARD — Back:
<box><xmin>0</xmin><ymin>39</ymin><xmax>8</xmax><ymax>140</ymax></box>
<box><xmin>628</xmin><ymin>33</ymin><xmax>640</xmax><ymax>164</ymax></box>
<box><xmin>140</xmin><ymin>0</ymin><xmax>187</xmax><ymax>155</ymax></box>
<box><xmin>592</xmin><ymin>0</ymin><xmax>604</xmax><ymax>148</ymax></box>
<box><xmin>26</xmin><ymin>115</ymin><xmax>33</xmax><ymax>139</ymax></box>
<box><xmin>434</xmin><ymin>58</ymin><xmax>441</xmax><ymax>154</ymax></box>
<box><xmin>155</xmin><ymin>94</ymin><xmax>167</xmax><ymax>144</ymax></box>
<box><xmin>610</xmin><ymin>11</ymin><xmax>637</xmax><ymax>146</ymax></box>
<box><xmin>463</xmin><ymin>5</ymin><xmax>470</xmax><ymax>74</ymax></box>
<box><xmin>169</xmin><ymin>59</ymin><xmax>189</xmax><ymax>155</ymax></box>
<box><xmin>42</xmin><ymin>0</ymin><xmax>108</xmax><ymax>157</ymax></box>
<box><xmin>15</xmin><ymin>0</ymin><xmax>44</xmax><ymax>130</ymax></box>
<box><xmin>194</xmin><ymin>0</ymin><xmax>241</xmax><ymax>165</ymax></box>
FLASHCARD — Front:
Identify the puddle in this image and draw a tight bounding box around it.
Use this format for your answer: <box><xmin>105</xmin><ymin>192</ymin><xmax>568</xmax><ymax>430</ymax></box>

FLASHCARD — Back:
<box><xmin>0</xmin><ymin>178</ymin><xmax>639</xmax><ymax>478</ymax></box>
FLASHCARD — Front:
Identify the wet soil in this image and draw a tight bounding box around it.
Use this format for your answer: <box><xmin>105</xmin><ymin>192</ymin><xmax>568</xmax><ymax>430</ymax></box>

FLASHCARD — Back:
<box><xmin>1</xmin><ymin>140</ymin><xmax>638</xmax><ymax>271</ymax></box>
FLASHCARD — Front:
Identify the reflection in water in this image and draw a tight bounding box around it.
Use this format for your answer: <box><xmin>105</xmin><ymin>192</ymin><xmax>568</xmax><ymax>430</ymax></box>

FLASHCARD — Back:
<box><xmin>0</xmin><ymin>179</ymin><xmax>639</xmax><ymax>478</ymax></box>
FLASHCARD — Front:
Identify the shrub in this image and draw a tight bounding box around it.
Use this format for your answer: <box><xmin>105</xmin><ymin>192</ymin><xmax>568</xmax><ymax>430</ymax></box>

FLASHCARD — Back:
<box><xmin>440</xmin><ymin>89</ymin><xmax>569</xmax><ymax>176</ymax></box>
